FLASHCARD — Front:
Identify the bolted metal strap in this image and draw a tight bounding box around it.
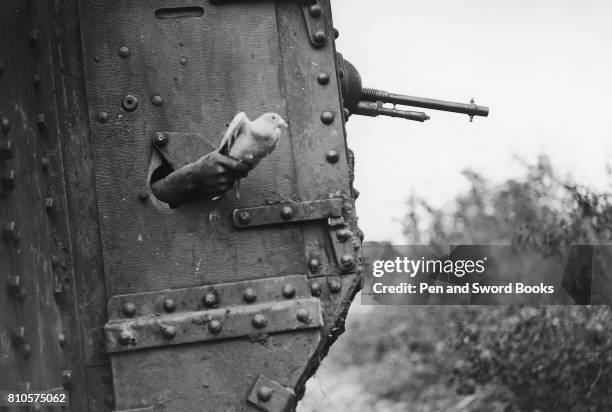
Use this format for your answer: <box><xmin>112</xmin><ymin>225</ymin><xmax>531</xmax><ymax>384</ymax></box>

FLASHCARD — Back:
<box><xmin>105</xmin><ymin>275</ymin><xmax>323</xmax><ymax>353</ymax></box>
<box><xmin>233</xmin><ymin>198</ymin><xmax>343</xmax><ymax>228</ymax></box>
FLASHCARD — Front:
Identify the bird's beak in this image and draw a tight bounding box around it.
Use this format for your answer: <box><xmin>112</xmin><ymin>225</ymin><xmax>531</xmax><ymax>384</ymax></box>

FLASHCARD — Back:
<box><xmin>280</xmin><ymin>119</ymin><xmax>288</xmax><ymax>128</ymax></box>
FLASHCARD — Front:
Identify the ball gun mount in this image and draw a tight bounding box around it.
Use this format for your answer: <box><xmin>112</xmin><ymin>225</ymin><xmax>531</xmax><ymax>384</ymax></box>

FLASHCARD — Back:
<box><xmin>337</xmin><ymin>53</ymin><xmax>490</xmax><ymax>123</ymax></box>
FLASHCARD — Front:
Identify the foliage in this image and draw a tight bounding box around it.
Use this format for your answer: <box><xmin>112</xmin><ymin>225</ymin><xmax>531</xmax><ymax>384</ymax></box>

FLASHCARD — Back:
<box><xmin>336</xmin><ymin>156</ymin><xmax>612</xmax><ymax>411</ymax></box>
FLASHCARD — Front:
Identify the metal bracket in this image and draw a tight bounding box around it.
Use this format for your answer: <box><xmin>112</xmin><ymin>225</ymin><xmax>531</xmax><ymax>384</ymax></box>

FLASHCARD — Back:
<box><xmin>247</xmin><ymin>375</ymin><xmax>296</xmax><ymax>412</ymax></box>
<box><xmin>105</xmin><ymin>275</ymin><xmax>323</xmax><ymax>353</ymax></box>
<box><xmin>328</xmin><ymin>216</ymin><xmax>356</xmax><ymax>273</ymax></box>
<box><xmin>233</xmin><ymin>199</ymin><xmax>342</xmax><ymax>229</ymax></box>
<box><xmin>301</xmin><ymin>0</ymin><xmax>327</xmax><ymax>48</ymax></box>
<box><xmin>152</xmin><ymin>132</ymin><xmax>217</xmax><ymax>169</ymax></box>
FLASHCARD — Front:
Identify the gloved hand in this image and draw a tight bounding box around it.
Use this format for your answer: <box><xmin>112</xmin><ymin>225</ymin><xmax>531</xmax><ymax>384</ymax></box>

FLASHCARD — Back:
<box><xmin>151</xmin><ymin>150</ymin><xmax>252</xmax><ymax>206</ymax></box>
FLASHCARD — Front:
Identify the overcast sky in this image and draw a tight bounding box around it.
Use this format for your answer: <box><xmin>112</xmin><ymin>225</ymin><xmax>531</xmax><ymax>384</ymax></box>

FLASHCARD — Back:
<box><xmin>330</xmin><ymin>0</ymin><xmax>612</xmax><ymax>243</ymax></box>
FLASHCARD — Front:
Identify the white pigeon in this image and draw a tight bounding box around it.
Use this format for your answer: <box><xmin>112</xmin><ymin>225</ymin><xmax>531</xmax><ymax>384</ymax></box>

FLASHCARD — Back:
<box><xmin>219</xmin><ymin>112</ymin><xmax>288</xmax><ymax>197</ymax></box>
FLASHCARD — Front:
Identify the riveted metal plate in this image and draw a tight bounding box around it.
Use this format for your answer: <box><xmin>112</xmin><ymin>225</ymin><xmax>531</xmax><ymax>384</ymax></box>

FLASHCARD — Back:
<box><xmin>105</xmin><ymin>298</ymin><xmax>322</xmax><ymax>353</ymax></box>
<box><xmin>247</xmin><ymin>375</ymin><xmax>296</xmax><ymax>412</ymax></box>
<box><xmin>107</xmin><ymin>274</ymin><xmax>312</xmax><ymax>319</ymax></box>
<box><xmin>233</xmin><ymin>199</ymin><xmax>343</xmax><ymax>229</ymax></box>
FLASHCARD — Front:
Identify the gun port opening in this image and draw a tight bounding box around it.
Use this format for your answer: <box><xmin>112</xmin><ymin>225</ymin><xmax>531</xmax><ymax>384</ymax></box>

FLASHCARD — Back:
<box><xmin>155</xmin><ymin>7</ymin><xmax>204</xmax><ymax>19</ymax></box>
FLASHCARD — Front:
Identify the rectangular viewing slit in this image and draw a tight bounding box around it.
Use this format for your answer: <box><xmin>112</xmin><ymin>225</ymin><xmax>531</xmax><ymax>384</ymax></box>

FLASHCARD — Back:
<box><xmin>155</xmin><ymin>7</ymin><xmax>204</xmax><ymax>19</ymax></box>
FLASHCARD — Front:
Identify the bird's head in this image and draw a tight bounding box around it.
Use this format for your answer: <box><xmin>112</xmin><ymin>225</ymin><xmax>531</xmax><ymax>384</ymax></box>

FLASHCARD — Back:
<box><xmin>261</xmin><ymin>112</ymin><xmax>288</xmax><ymax>129</ymax></box>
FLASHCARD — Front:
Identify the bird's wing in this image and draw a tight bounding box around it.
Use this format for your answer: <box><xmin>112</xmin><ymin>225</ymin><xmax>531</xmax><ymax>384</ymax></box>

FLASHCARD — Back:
<box><xmin>219</xmin><ymin>112</ymin><xmax>249</xmax><ymax>155</ymax></box>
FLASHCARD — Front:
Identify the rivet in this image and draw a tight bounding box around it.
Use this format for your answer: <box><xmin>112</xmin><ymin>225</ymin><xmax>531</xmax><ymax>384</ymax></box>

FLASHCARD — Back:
<box><xmin>28</xmin><ymin>30</ymin><xmax>39</xmax><ymax>48</ymax></box>
<box><xmin>280</xmin><ymin>206</ymin><xmax>293</xmax><ymax>220</ymax></box>
<box><xmin>36</xmin><ymin>113</ymin><xmax>47</xmax><ymax>131</ymax></box>
<box><xmin>340</xmin><ymin>254</ymin><xmax>355</xmax><ymax>269</ymax></box>
<box><xmin>11</xmin><ymin>326</ymin><xmax>26</xmax><ymax>347</ymax></box>
<box><xmin>310</xmin><ymin>282</ymin><xmax>321</xmax><ymax>297</ymax></box>
<box><xmin>336</xmin><ymin>228</ymin><xmax>351</xmax><ymax>242</ymax></box>
<box><xmin>62</xmin><ymin>370</ymin><xmax>73</xmax><ymax>390</ymax></box>
<box><xmin>152</xmin><ymin>95</ymin><xmax>163</xmax><ymax>107</ymax></box>
<box><xmin>122</xmin><ymin>302</ymin><xmax>136</xmax><ymax>318</ymax></box>
<box><xmin>317</xmin><ymin>72</ymin><xmax>330</xmax><ymax>85</ymax></box>
<box><xmin>121</xmin><ymin>94</ymin><xmax>139</xmax><ymax>112</ymax></box>
<box><xmin>44</xmin><ymin>198</ymin><xmax>54</xmax><ymax>211</ymax></box>
<box><xmin>118</xmin><ymin>330</ymin><xmax>134</xmax><ymax>346</ymax></box>
<box><xmin>2</xmin><ymin>169</ymin><xmax>16</xmax><ymax>190</ymax></box>
<box><xmin>257</xmin><ymin>386</ymin><xmax>274</xmax><ymax>402</ymax></box>
<box><xmin>97</xmin><ymin>111</ymin><xmax>109</xmax><ymax>123</ymax></box>
<box><xmin>58</xmin><ymin>333</ymin><xmax>67</xmax><ymax>348</ymax></box>
<box><xmin>308</xmin><ymin>4</ymin><xmax>322</xmax><ymax>17</ymax></box>
<box><xmin>51</xmin><ymin>254</ymin><xmax>60</xmax><ymax>268</ymax></box>
<box><xmin>321</xmin><ymin>111</ymin><xmax>334</xmax><ymax>124</ymax></box>
<box><xmin>154</xmin><ymin>132</ymin><xmax>168</xmax><ymax>147</ymax></box>
<box><xmin>105</xmin><ymin>395</ymin><xmax>115</xmax><ymax>407</ymax></box>
<box><xmin>308</xmin><ymin>257</ymin><xmax>321</xmax><ymax>274</ymax></box>
<box><xmin>326</xmin><ymin>149</ymin><xmax>339</xmax><ymax>164</ymax></box>
<box><xmin>202</xmin><ymin>292</ymin><xmax>218</xmax><ymax>308</ymax></box>
<box><xmin>237</xmin><ymin>211</ymin><xmax>252</xmax><ymax>225</ymax></box>
<box><xmin>333</xmin><ymin>28</ymin><xmax>340</xmax><ymax>39</ymax></box>
<box><xmin>163</xmin><ymin>298</ymin><xmax>176</xmax><ymax>313</ymax></box>
<box><xmin>312</xmin><ymin>30</ymin><xmax>326</xmax><ymax>46</ymax></box>
<box><xmin>21</xmin><ymin>343</ymin><xmax>32</xmax><ymax>359</ymax></box>
<box><xmin>208</xmin><ymin>319</ymin><xmax>222</xmax><ymax>334</ymax></box>
<box><xmin>161</xmin><ymin>325</ymin><xmax>177</xmax><ymax>340</ymax></box>
<box><xmin>54</xmin><ymin>281</ymin><xmax>63</xmax><ymax>300</ymax></box>
<box><xmin>243</xmin><ymin>288</ymin><xmax>257</xmax><ymax>303</ymax></box>
<box><xmin>296</xmin><ymin>308</ymin><xmax>312</xmax><ymax>324</ymax></box>
<box><xmin>138</xmin><ymin>189</ymin><xmax>149</xmax><ymax>200</ymax></box>
<box><xmin>32</xmin><ymin>403</ymin><xmax>41</xmax><ymax>411</ymax></box>
<box><xmin>329</xmin><ymin>279</ymin><xmax>342</xmax><ymax>293</ymax></box>
<box><xmin>7</xmin><ymin>276</ymin><xmax>21</xmax><ymax>296</ymax></box>
<box><xmin>4</xmin><ymin>221</ymin><xmax>20</xmax><ymax>245</ymax></box>
<box><xmin>0</xmin><ymin>140</ymin><xmax>14</xmax><ymax>160</ymax></box>
<box><xmin>180</xmin><ymin>56</ymin><xmax>188</xmax><ymax>65</ymax></box>
<box><xmin>93</xmin><ymin>56</ymin><xmax>100</xmax><ymax>63</ymax></box>
<box><xmin>18</xmin><ymin>287</ymin><xmax>27</xmax><ymax>302</ymax></box>
<box><xmin>1</xmin><ymin>117</ymin><xmax>10</xmax><ymax>134</ymax></box>
<box><xmin>282</xmin><ymin>284</ymin><xmax>296</xmax><ymax>299</ymax></box>
<box><xmin>33</xmin><ymin>74</ymin><xmax>41</xmax><ymax>88</ymax></box>
<box><xmin>41</xmin><ymin>157</ymin><xmax>50</xmax><ymax>171</ymax></box>
<box><xmin>252</xmin><ymin>313</ymin><xmax>267</xmax><ymax>329</ymax></box>
<box><xmin>117</xmin><ymin>46</ymin><xmax>130</xmax><ymax>57</ymax></box>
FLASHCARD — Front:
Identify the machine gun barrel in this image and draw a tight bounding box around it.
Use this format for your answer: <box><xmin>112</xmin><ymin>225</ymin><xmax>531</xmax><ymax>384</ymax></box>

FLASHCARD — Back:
<box><xmin>354</xmin><ymin>101</ymin><xmax>430</xmax><ymax>122</ymax></box>
<box><xmin>361</xmin><ymin>87</ymin><xmax>489</xmax><ymax>120</ymax></box>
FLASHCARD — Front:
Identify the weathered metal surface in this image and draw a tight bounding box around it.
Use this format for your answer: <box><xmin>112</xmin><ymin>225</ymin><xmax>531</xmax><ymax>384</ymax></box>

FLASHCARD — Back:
<box><xmin>2</xmin><ymin>0</ymin><xmax>363</xmax><ymax>409</ymax></box>
<box><xmin>233</xmin><ymin>199</ymin><xmax>343</xmax><ymax>228</ymax></box>
<box><xmin>75</xmin><ymin>0</ymin><xmax>362</xmax><ymax>410</ymax></box>
<box><xmin>247</xmin><ymin>375</ymin><xmax>296</xmax><ymax>412</ymax></box>
<box><xmin>0</xmin><ymin>1</ymin><xmax>89</xmax><ymax>409</ymax></box>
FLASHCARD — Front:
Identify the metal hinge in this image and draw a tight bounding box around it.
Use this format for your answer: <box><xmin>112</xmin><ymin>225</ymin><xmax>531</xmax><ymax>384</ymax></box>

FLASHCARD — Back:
<box><xmin>247</xmin><ymin>375</ymin><xmax>296</xmax><ymax>412</ymax></box>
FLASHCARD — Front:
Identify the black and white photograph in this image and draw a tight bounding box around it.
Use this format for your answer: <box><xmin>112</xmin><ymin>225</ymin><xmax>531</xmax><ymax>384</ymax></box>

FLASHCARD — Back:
<box><xmin>1</xmin><ymin>0</ymin><xmax>611</xmax><ymax>411</ymax></box>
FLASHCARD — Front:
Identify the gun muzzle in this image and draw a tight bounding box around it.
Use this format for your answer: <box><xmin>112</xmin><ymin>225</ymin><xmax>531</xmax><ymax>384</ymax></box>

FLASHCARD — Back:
<box><xmin>361</xmin><ymin>88</ymin><xmax>489</xmax><ymax>121</ymax></box>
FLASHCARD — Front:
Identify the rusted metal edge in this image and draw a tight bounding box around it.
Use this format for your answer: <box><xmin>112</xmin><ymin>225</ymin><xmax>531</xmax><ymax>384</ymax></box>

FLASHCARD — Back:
<box><xmin>232</xmin><ymin>198</ymin><xmax>342</xmax><ymax>229</ymax></box>
<box><xmin>105</xmin><ymin>298</ymin><xmax>322</xmax><ymax>353</ymax></box>
<box><xmin>107</xmin><ymin>274</ymin><xmax>313</xmax><ymax>320</ymax></box>
<box><xmin>247</xmin><ymin>375</ymin><xmax>296</xmax><ymax>412</ymax></box>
